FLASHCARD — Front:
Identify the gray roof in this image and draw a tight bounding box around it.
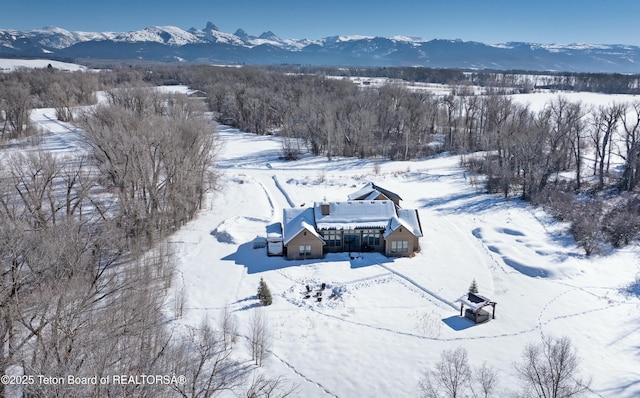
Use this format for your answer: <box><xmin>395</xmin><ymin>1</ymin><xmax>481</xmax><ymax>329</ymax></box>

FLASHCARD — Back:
<box><xmin>348</xmin><ymin>182</ymin><xmax>402</xmax><ymax>203</ymax></box>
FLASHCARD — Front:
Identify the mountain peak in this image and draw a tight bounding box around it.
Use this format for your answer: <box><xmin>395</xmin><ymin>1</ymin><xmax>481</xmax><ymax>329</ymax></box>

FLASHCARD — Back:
<box><xmin>204</xmin><ymin>22</ymin><xmax>219</xmax><ymax>32</ymax></box>
<box><xmin>234</xmin><ymin>28</ymin><xmax>249</xmax><ymax>39</ymax></box>
<box><xmin>258</xmin><ymin>31</ymin><xmax>281</xmax><ymax>42</ymax></box>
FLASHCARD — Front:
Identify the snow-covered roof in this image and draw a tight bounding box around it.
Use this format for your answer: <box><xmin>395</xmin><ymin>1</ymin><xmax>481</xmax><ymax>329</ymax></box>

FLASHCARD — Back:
<box><xmin>348</xmin><ymin>184</ymin><xmax>378</xmax><ymax>201</ymax></box>
<box><xmin>314</xmin><ymin>200</ymin><xmax>397</xmax><ymax>231</ymax></box>
<box><xmin>347</xmin><ymin>182</ymin><xmax>402</xmax><ymax>203</ymax></box>
<box><xmin>284</xmin><ymin>200</ymin><xmax>423</xmax><ymax>244</ymax></box>
<box><xmin>384</xmin><ymin>209</ymin><xmax>424</xmax><ymax>238</ymax></box>
<box><xmin>283</xmin><ymin>207</ymin><xmax>323</xmax><ymax>245</ymax></box>
<box><xmin>363</xmin><ymin>190</ymin><xmax>383</xmax><ymax>201</ymax></box>
<box><xmin>266</xmin><ymin>222</ymin><xmax>283</xmax><ymax>241</ymax></box>
<box><xmin>456</xmin><ymin>293</ymin><xmax>494</xmax><ymax>311</ymax></box>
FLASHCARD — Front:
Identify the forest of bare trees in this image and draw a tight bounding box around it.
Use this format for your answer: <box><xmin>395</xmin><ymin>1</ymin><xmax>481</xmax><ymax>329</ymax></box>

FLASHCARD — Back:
<box><xmin>0</xmin><ymin>62</ymin><xmax>638</xmax><ymax>395</ymax></box>
<box><xmin>0</xmin><ymin>66</ymin><xmax>299</xmax><ymax>397</ymax></box>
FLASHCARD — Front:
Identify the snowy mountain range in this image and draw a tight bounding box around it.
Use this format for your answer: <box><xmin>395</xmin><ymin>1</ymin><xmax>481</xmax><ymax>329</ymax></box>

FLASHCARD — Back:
<box><xmin>1</xmin><ymin>22</ymin><xmax>640</xmax><ymax>73</ymax></box>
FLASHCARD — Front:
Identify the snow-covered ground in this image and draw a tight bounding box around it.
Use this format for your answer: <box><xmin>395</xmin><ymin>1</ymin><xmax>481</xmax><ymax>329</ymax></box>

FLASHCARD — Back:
<box><xmin>167</xmin><ymin>124</ymin><xmax>640</xmax><ymax>397</ymax></box>
<box><xmin>0</xmin><ymin>58</ymin><xmax>86</xmax><ymax>72</ymax></box>
<box><xmin>18</xmin><ymin>83</ymin><xmax>640</xmax><ymax>397</ymax></box>
<box><xmin>511</xmin><ymin>90</ymin><xmax>640</xmax><ymax>109</ymax></box>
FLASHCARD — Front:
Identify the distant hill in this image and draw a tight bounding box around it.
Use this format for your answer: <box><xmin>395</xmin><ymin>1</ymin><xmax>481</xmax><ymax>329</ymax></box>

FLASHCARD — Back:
<box><xmin>1</xmin><ymin>22</ymin><xmax>639</xmax><ymax>73</ymax></box>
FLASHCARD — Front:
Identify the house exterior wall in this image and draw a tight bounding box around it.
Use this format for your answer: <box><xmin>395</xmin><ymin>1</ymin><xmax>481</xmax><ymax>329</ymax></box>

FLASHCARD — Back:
<box><xmin>285</xmin><ymin>231</ymin><xmax>324</xmax><ymax>260</ymax></box>
<box><xmin>381</xmin><ymin>194</ymin><xmax>401</xmax><ymax>208</ymax></box>
<box><xmin>384</xmin><ymin>227</ymin><xmax>420</xmax><ymax>257</ymax></box>
<box><xmin>320</xmin><ymin>228</ymin><xmax>385</xmax><ymax>254</ymax></box>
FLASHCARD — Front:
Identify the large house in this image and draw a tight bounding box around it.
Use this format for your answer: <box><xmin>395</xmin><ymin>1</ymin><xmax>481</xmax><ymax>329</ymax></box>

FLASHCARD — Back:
<box><xmin>282</xmin><ymin>183</ymin><xmax>423</xmax><ymax>260</ymax></box>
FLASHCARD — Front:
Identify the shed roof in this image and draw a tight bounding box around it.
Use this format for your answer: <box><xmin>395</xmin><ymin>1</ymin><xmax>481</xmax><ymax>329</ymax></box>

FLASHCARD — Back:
<box><xmin>456</xmin><ymin>293</ymin><xmax>494</xmax><ymax>311</ymax></box>
<box><xmin>266</xmin><ymin>222</ymin><xmax>283</xmax><ymax>241</ymax></box>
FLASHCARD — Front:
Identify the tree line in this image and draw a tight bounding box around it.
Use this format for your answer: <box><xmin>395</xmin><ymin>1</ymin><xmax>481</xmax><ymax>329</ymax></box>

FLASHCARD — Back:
<box><xmin>0</xmin><ymin>65</ymin><xmax>151</xmax><ymax>138</ymax></box>
<box><xmin>265</xmin><ymin>66</ymin><xmax>640</xmax><ymax>95</ymax></box>
<box><xmin>460</xmin><ymin>96</ymin><xmax>640</xmax><ymax>254</ymax></box>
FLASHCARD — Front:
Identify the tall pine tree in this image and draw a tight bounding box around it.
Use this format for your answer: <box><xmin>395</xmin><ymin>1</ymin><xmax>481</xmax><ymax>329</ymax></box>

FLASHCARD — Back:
<box><xmin>257</xmin><ymin>277</ymin><xmax>273</xmax><ymax>306</ymax></box>
<box><xmin>468</xmin><ymin>279</ymin><xmax>479</xmax><ymax>294</ymax></box>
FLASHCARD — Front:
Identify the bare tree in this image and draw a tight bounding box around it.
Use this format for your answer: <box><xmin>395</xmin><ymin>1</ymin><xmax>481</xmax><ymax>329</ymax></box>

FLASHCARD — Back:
<box><xmin>565</xmin><ymin>102</ymin><xmax>587</xmax><ymax>190</ymax></box>
<box><xmin>419</xmin><ymin>347</ymin><xmax>472</xmax><ymax>398</ymax></box>
<box><xmin>0</xmin><ymin>81</ymin><xmax>32</xmax><ymax>138</ymax></box>
<box><xmin>470</xmin><ymin>362</ymin><xmax>498</xmax><ymax>398</ymax></box>
<box><xmin>169</xmin><ymin>320</ymin><xmax>247</xmax><ymax>398</ymax></box>
<box><xmin>246</xmin><ymin>373</ymin><xmax>299</xmax><ymax>398</ymax></box>
<box><xmin>403</xmin><ymin>91</ymin><xmax>433</xmax><ymax>159</ymax></box>
<box><xmin>514</xmin><ymin>336</ymin><xmax>591</xmax><ymax>398</ymax></box>
<box><xmin>220</xmin><ymin>305</ymin><xmax>238</xmax><ymax>349</ymax></box>
<box><xmin>619</xmin><ymin>101</ymin><xmax>640</xmax><ymax>191</ymax></box>
<box><xmin>419</xmin><ymin>347</ymin><xmax>501</xmax><ymax>398</ymax></box>
<box><xmin>461</xmin><ymin>93</ymin><xmax>481</xmax><ymax>152</ymax></box>
<box><xmin>510</xmin><ymin>104</ymin><xmax>539</xmax><ymax>199</ymax></box>
<box><xmin>546</xmin><ymin>97</ymin><xmax>586</xmax><ymax>189</ymax></box>
<box><xmin>590</xmin><ymin>103</ymin><xmax>623</xmax><ymax>189</ymax></box>
<box><xmin>48</xmin><ymin>80</ymin><xmax>78</xmax><ymax>122</ymax></box>
<box><xmin>248</xmin><ymin>309</ymin><xmax>271</xmax><ymax>367</ymax></box>
<box><xmin>441</xmin><ymin>94</ymin><xmax>459</xmax><ymax>152</ymax></box>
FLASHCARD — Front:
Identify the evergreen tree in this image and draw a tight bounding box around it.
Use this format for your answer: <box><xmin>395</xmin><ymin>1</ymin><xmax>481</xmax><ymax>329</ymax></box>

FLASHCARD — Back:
<box><xmin>257</xmin><ymin>277</ymin><xmax>273</xmax><ymax>306</ymax></box>
<box><xmin>469</xmin><ymin>279</ymin><xmax>479</xmax><ymax>294</ymax></box>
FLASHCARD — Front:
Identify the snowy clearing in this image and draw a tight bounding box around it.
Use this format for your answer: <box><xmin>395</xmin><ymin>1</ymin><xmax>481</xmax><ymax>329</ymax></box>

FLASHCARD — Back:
<box><xmin>167</xmin><ymin>124</ymin><xmax>640</xmax><ymax>397</ymax></box>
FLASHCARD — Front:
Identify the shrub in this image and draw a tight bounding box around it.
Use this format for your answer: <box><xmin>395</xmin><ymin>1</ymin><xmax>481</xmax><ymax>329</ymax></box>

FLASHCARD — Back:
<box><xmin>602</xmin><ymin>198</ymin><xmax>640</xmax><ymax>247</ymax></box>
<box><xmin>570</xmin><ymin>199</ymin><xmax>603</xmax><ymax>256</ymax></box>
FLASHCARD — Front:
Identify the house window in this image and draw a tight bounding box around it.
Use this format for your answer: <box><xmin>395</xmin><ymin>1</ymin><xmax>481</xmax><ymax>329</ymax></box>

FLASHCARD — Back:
<box><xmin>343</xmin><ymin>229</ymin><xmax>360</xmax><ymax>249</ymax></box>
<box><xmin>391</xmin><ymin>240</ymin><xmax>409</xmax><ymax>253</ymax></box>
<box><xmin>299</xmin><ymin>245</ymin><xmax>312</xmax><ymax>255</ymax></box>
<box><xmin>362</xmin><ymin>229</ymin><xmax>381</xmax><ymax>246</ymax></box>
<box><xmin>322</xmin><ymin>230</ymin><xmax>342</xmax><ymax>247</ymax></box>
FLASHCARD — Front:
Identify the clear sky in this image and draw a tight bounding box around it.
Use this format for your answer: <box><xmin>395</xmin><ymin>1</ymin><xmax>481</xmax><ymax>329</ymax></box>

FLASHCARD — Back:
<box><xmin>2</xmin><ymin>0</ymin><xmax>639</xmax><ymax>46</ymax></box>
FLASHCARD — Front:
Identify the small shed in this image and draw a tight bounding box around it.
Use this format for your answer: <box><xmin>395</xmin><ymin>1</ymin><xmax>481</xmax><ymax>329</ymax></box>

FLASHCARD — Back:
<box><xmin>266</xmin><ymin>222</ymin><xmax>283</xmax><ymax>256</ymax></box>
<box><xmin>456</xmin><ymin>293</ymin><xmax>497</xmax><ymax>324</ymax></box>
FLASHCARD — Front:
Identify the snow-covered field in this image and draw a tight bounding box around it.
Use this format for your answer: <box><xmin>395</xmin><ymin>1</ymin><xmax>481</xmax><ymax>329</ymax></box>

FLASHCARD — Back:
<box><xmin>0</xmin><ymin>58</ymin><xmax>86</xmax><ymax>72</ymax></box>
<box><xmin>511</xmin><ymin>90</ymin><xmax>640</xmax><ymax>110</ymax></box>
<box><xmin>167</xmin><ymin>124</ymin><xmax>640</xmax><ymax>397</ymax></box>
<box><xmin>17</xmin><ymin>81</ymin><xmax>640</xmax><ymax>397</ymax></box>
